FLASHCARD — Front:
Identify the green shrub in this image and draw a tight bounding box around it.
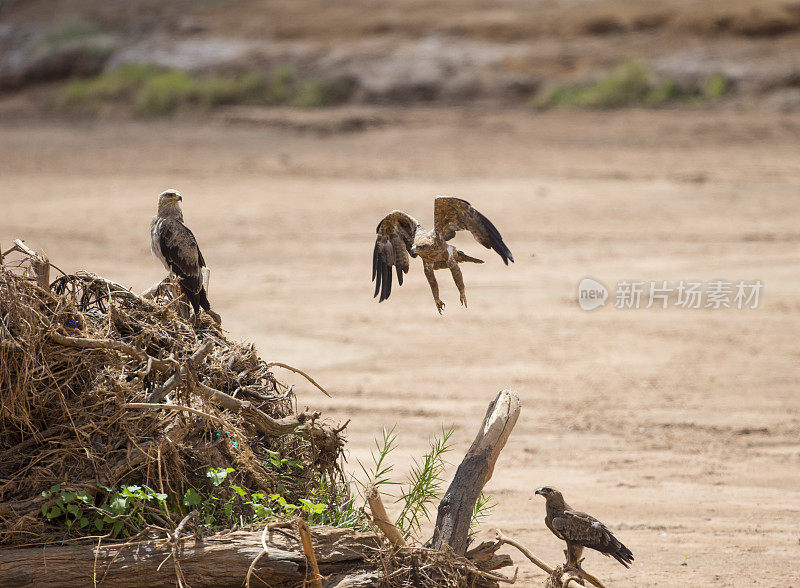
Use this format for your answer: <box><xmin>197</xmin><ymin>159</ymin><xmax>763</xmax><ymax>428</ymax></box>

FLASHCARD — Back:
<box><xmin>703</xmin><ymin>73</ymin><xmax>729</xmax><ymax>100</ymax></box>
<box><xmin>267</xmin><ymin>66</ymin><xmax>296</xmax><ymax>104</ymax></box>
<box><xmin>56</xmin><ymin>63</ymin><xmax>355</xmax><ymax>115</ymax></box>
<box><xmin>44</xmin><ymin>20</ymin><xmax>97</xmax><ymax>47</ymax></box>
<box><xmin>199</xmin><ymin>72</ymin><xmax>268</xmax><ymax>107</ymax></box>
<box><xmin>292</xmin><ymin>77</ymin><xmax>355</xmax><ymax>107</ymax></box>
<box><xmin>135</xmin><ymin>70</ymin><xmax>200</xmax><ymax>115</ymax></box>
<box><xmin>532</xmin><ymin>59</ymin><xmax>725</xmax><ymax>110</ymax></box>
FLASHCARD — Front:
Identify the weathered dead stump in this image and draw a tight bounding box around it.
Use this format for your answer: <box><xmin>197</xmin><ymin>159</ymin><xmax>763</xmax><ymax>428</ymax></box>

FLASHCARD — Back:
<box><xmin>431</xmin><ymin>389</ymin><xmax>521</xmax><ymax>555</ymax></box>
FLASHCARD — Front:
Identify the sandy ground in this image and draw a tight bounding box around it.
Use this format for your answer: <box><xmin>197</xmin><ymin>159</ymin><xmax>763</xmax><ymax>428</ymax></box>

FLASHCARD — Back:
<box><xmin>1</xmin><ymin>108</ymin><xmax>799</xmax><ymax>586</ymax></box>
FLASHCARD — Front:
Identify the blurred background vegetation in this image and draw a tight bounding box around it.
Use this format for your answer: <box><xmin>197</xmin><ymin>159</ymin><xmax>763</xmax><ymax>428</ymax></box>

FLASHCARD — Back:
<box><xmin>0</xmin><ymin>0</ymin><xmax>798</xmax><ymax>116</ymax></box>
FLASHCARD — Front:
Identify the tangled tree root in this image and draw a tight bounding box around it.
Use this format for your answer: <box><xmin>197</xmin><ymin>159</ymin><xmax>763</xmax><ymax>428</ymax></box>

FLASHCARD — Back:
<box><xmin>0</xmin><ymin>246</ymin><xmax>345</xmax><ymax>547</ymax></box>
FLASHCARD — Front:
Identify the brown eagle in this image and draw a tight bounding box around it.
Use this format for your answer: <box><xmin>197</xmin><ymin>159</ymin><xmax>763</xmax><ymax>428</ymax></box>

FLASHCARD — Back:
<box><xmin>372</xmin><ymin>196</ymin><xmax>513</xmax><ymax>313</ymax></box>
<box><xmin>150</xmin><ymin>189</ymin><xmax>213</xmax><ymax>318</ymax></box>
<box><xmin>535</xmin><ymin>486</ymin><xmax>634</xmax><ymax>568</ymax></box>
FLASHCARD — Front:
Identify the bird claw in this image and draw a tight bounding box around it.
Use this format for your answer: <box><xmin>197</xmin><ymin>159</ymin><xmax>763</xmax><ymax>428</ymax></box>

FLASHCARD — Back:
<box><xmin>460</xmin><ymin>293</ymin><xmax>468</xmax><ymax>307</ymax></box>
<box><xmin>435</xmin><ymin>299</ymin><xmax>445</xmax><ymax>314</ymax></box>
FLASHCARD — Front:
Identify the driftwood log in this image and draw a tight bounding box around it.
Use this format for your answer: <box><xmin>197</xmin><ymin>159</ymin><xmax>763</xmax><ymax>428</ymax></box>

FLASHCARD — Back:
<box><xmin>0</xmin><ymin>527</ymin><xmax>381</xmax><ymax>588</ymax></box>
<box><xmin>431</xmin><ymin>389</ymin><xmax>520</xmax><ymax>555</ymax></box>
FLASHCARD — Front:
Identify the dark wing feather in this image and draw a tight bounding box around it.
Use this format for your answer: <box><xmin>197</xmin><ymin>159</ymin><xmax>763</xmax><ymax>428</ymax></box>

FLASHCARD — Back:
<box><xmin>158</xmin><ymin>219</ymin><xmax>205</xmax><ymax>293</ymax></box>
<box><xmin>372</xmin><ymin>211</ymin><xmax>419</xmax><ymax>302</ymax></box>
<box><xmin>552</xmin><ymin>510</ymin><xmax>634</xmax><ymax>568</ymax></box>
<box><xmin>433</xmin><ymin>196</ymin><xmax>514</xmax><ymax>265</ymax></box>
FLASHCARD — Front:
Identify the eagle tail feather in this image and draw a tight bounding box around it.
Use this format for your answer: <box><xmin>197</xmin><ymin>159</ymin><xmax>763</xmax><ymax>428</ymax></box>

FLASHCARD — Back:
<box><xmin>178</xmin><ymin>277</ymin><xmax>211</xmax><ymax>315</ymax></box>
<box><xmin>608</xmin><ymin>540</ymin><xmax>634</xmax><ymax>568</ymax></box>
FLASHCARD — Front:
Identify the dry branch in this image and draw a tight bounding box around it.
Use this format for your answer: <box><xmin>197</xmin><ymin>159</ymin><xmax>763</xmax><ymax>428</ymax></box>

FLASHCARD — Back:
<box><xmin>189</xmin><ymin>375</ymin><xmax>343</xmax><ymax>452</ymax></box>
<box><xmin>431</xmin><ymin>389</ymin><xmax>521</xmax><ymax>554</ymax></box>
<box><xmin>266</xmin><ymin>362</ymin><xmax>331</xmax><ymax>397</ymax></box>
<box><xmin>148</xmin><ymin>340</ymin><xmax>214</xmax><ymax>402</ymax></box>
<box><xmin>365</xmin><ymin>485</ymin><xmax>406</xmax><ymax>548</ymax></box>
<box><xmin>47</xmin><ymin>332</ymin><xmax>343</xmax><ymax>452</ymax></box>
<box><xmin>49</xmin><ymin>331</ymin><xmax>174</xmax><ymax>373</ymax></box>
<box><xmin>297</xmin><ymin>519</ymin><xmax>323</xmax><ymax>588</ymax></box>
<box><xmin>494</xmin><ymin>530</ymin><xmax>553</xmax><ymax>576</ymax></box>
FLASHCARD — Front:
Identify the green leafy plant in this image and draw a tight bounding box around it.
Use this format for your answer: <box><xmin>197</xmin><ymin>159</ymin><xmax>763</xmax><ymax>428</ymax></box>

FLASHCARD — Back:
<box><xmin>395</xmin><ymin>426</ymin><xmax>454</xmax><ymax>535</ymax></box>
<box><xmin>470</xmin><ymin>491</ymin><xmax>496</xmax><ymax>537</ymax></box>
<box><xmin>356</xmin><ymin>425</ymin><xmax>495</xmax><ymax>541</ymax></box>
<box><xmin>358</xmin><ymin>425</ymin><xmax>400</xmax><ymax>493</ymax></box>
<box><xmin>42</xmin><ymin>483</ymin><xmax>172</xmax><ymax>538</ymax></box>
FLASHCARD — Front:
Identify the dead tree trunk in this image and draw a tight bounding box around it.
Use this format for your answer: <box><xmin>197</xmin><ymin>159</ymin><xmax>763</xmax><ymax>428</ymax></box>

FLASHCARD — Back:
<box><xmin>430</xmin><ymin>389</ymin><xmax>521</xmax><ymax>555</ymax></box>
<box><xmin>0</xmin><ymin>527</ymin><xmax>380</xmax><ymax>588</ymax></box>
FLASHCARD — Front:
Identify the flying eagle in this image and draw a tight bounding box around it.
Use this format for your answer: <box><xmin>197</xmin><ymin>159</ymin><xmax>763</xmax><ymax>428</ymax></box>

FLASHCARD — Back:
<box><xmin>150</xmin><ymin>189</ymin><xmax>214</xmax><ymax>319</ymax></box>
<box><xmin>372</xmin><ymin>196</ymin><xmax>513</xmax><ymax>313</ymax></box>
<box><xmin>535</xmin><ymin>487</ymin><xmax>634</xmax><ymax>569</ymax></box>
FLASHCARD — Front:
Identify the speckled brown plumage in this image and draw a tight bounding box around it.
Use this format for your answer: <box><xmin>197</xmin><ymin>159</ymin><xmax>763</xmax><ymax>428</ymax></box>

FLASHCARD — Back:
<box><xmin>150</xmin><ymin>189</ymin><xmax>211</xmax><ymax>316</ymax></box>
<box><xmin>535</xmin><ymin>486</ymin><xmax>634</xmax><ymax>569</ymax></box>
<box><xmin>372</xmin><ymin>196</ymin><xmax>513</xmax><ymax>314</ymax></box>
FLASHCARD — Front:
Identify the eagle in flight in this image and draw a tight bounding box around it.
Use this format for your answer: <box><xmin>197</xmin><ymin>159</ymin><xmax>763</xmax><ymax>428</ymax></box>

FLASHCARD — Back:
<box><xmin>372</xmin><ymin>196</ymin><xmax>513</xmax><ymax>313</ymax></box>
<box><xmin>150</xmin><ymin>189</ymin><xmax>216</xmax><ymax>320</ymax></box>
<box><xmin>535</xmin><ymin>486</ymin><xmax>634</xmax><ymax>569</ymax></box>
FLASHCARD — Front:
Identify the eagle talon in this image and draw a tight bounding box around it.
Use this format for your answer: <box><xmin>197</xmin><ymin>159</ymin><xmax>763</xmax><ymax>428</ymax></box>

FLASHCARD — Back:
<box><xmin>435</xmin><ymin>299</ymin><xmax>445</xmax><ymax>314</ymax></box>
<box><xmin>460</xmin><ymin>292</ymin><xmax>468</xmax><ymax>307</ymax></box>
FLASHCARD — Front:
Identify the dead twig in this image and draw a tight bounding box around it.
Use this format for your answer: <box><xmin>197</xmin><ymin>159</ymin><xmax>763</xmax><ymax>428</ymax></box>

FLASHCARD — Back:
<box><xmin>266</xmin><ymin>362</ymin><xmax>331</xmax><ymax>397</ymax></box>
<box><xmin>5</xmin><ymin>239</ymin><xmax>50</xmax><ymax>289</ymax></box>
<box><xmin>297</xmin><ymin>519</ymin><xmax>322</xmax><ymax>588</ymax></box>
<box><xmin>475</xmin><ymin>566</ymin><xmax>519</xmax><ymax>584</ymax></box>
<box><xmin>124</xmin><ymin>403</ymin><xmax>226</xmax><ymax>427</ymax></box>
<box><xmin>49</xmin><ymin>332</ymin><xmax>175</xmax><ymax>373</ymax></box>
<box><xmin>494</xmin><ymin>530</ymin><xmax>553</xmax><ymax>575</ymax></box>
<box><xmin>365</xmin><ymin>485</ymin><xmax>406</xmax><ymax>548</ymax></box>
<box><xmin>148</xmin><ymin>340</ymin><xmax>214</xmax><ymax>402</ymax></box>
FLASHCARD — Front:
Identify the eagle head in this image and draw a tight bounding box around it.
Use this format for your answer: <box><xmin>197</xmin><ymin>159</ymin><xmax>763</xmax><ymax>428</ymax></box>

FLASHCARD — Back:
<box><xmin>535</xmin><ymin>486</ymin><xmax>565</xmax><ymax>507</ymax></box>
<box><xmin>410</xmin><ymin>231</ymin><xmax>436</xmax><ymax>256</ymax></box>
<box><xmin>157</xmin><ymin>189</ymin><xmax>183</xmax><ymax>217</ymax></box>
<box><xmin>158</xmin><ymin>189</ymin><xmax>182</xmax><ymax>203</ymax></box>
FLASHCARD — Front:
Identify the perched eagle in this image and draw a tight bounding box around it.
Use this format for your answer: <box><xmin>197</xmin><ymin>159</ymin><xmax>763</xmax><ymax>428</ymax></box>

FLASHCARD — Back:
<box><xmin>372</xmin><ymin>196</ymin><xmax>514</xmax><ymax>313</ymax></box>
<box><xmin>535</xmin><ymin>487</ymin><xmax>634</xmax><ymax>568</ymax></box>
<box><xmin>150</xmin><ymin>189</ymin><xmax>213</xmax><ymax>318</ymax></box>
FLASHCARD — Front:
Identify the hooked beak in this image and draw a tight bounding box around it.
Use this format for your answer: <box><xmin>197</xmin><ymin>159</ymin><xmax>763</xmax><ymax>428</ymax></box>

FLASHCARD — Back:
<box><xmin>177</xmin><ymin>195</ymin><xmax>182</xmax><ymax>202</ymax></box>
<box><xmin>534</xmin><ymin>488</ymin><xmax>542</xmax><ymax>496</ymax></box>
<box><xmin>410</xmin><ymin>246</ymin><xmax>417</xmax><ymax>256</ymax></box>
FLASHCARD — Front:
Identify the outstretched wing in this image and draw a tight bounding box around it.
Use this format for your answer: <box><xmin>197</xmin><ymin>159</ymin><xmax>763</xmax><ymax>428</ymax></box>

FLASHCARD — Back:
<box><xmin>157</xmin><ymin>218</ymin><xmax>206</xmax><ymax>288</ymax></box>
<box><xmin>551</xmin><ymin>510</ymin><xmax>634</xmax><ymax>568</ymax></box>
<box><xmin>372</xmin><ymin>211</ymin><xmax>420</xmax><ymax>302</ymax></box>
<box><xmin>433</xmin><ymin>196</ymin><xmax>514</xmax><ymax>265</ymax></box>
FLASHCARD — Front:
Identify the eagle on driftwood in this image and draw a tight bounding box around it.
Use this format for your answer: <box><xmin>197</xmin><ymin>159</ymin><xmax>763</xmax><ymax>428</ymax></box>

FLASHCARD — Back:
<box><xmin>535</xmin><ymin>487</ymin><xmax>634</xmax><ymax>569</ymax></box>
<box><xmin>372</xmin><ymin>196</ymin><xmax>513</xmax><ymax>313</ymax></box>
<box><xmin>150</xmin><ymin>189</ymin><xmax>217</xmax><ymax>321</ymax></box>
